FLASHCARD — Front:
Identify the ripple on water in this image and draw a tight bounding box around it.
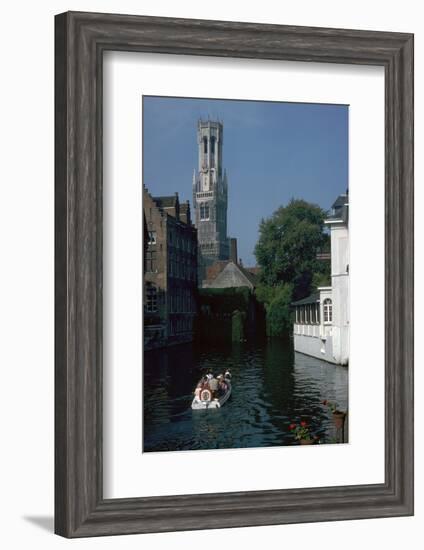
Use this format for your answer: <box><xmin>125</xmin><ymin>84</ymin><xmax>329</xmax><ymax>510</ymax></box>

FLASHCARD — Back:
<box><xmin>143</xmin><ymin>340</ymin><xmax>348</xmax><ymax>452</ymax></box>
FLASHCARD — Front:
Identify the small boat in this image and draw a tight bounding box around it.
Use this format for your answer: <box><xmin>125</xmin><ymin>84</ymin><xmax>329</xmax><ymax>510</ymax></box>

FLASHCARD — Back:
<box><xmin>191</xmin><ymin>372</ymin><xmax>232</xmax><ymax>410</ymax></box>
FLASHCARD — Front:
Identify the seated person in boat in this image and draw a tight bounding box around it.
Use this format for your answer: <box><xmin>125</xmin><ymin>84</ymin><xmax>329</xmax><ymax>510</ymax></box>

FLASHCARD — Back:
<box><xmin>208</xmin><ymin>376</ymin><xmax>219</xmax><ymax>398</ymax></box>
<box><xmin>217</xmin><ymin>375</ymin><xmax>227</xmax><ymax>395</ymax></box>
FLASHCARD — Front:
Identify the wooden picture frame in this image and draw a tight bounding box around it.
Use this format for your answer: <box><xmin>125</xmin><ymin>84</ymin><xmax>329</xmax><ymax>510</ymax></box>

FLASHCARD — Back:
<box><xmin>55</xmin><ymin>11</ymin><xmax>414</xmax><ymax>537</ymax></box>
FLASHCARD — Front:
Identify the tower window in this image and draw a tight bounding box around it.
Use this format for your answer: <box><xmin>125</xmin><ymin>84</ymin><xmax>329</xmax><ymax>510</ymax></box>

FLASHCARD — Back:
<box><xmin>200</xmin><ymin>202</ymin><xmax>210</xmax><ymax>220</ymax></box>
<box><xmin>203</xmin><ymin>136</ymin><xmax>208</xmax><ymax>154</ymax></box>
<box><xmin>210</xmin><ymin>136</ymin><xmax>216</xmax><ymax>167</ymax></box>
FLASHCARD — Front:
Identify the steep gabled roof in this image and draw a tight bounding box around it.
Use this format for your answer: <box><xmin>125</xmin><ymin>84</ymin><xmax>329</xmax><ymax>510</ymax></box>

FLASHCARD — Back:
<box><xmin>237</xmin><ymin>264</ymin><xmax>258</xmax><ymax>287</ymax></box>
<box><xmin>203</xmin><ymin>261</ymin><xmax>256</xmax><ymax>290</ymax></box>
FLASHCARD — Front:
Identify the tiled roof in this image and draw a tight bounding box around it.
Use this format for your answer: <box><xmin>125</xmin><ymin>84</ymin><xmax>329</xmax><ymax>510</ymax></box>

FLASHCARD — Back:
<box><xmin>153</xmin><ymin>195</ymin><xmax>178</xmax><ymax>208</ymax></box>
<box><xmin>332</xmin><ymin>194</ymin><xmax>348</xmax><ymax>209</ymax></box>
<box><xmin>237</xmin><ymin>265</ymin><xmax>258</xmax><ymax>286</ymax></box>
<box><xmin>203</xmin><ymin>261</ymin><xmax>258</xmax><ymax>289</ymax></box>
<box><xmin>291</xmin><ymin>292</ymin><xmax>320</xmax><ymax>306</ymax></box>
<box><xmin>205</xmin><ymin>261</ymin><xmax>230</xmax><ymax>281</ymax></box>
<box><xmin>244</xmin><ymin>266</ymin><xmax>260</xmax><ymax>276</ymax></box>
<box><xmin>326</xmin><ymin>192</ymin><xmax>349</xmax><ymax>224</ymax></box>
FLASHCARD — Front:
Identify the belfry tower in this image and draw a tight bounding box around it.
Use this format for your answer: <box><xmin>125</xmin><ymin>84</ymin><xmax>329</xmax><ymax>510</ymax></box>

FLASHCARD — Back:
<box><xmin>192</xmin><ymin>120</ymin><xmax>230</xmax><ymax>280</ymax></box>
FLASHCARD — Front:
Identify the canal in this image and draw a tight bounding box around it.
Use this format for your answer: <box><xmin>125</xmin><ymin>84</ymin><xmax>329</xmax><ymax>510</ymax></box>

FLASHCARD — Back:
<box><xmin>143</xmin><ymin>339</ymin><xmax>348</xmax><ymax>452</ymax></box>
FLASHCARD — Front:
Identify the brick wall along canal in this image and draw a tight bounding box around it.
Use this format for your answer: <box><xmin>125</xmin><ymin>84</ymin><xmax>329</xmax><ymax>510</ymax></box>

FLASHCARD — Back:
<box><xmin>143</xmin><ymin>340</ymin><xmax>348</xmax><ymax>452</ymax></box>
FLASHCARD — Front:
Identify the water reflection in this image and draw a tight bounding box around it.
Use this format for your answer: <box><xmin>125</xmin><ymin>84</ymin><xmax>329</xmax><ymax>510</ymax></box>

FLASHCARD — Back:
<box><xmin>143</xmin><ymin>340</ymin><xmax>348</xmax><ymax>452</ymax></box>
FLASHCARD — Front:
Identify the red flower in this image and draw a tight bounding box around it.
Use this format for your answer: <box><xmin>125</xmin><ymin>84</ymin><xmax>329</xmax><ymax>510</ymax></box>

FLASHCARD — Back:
<box><xmin>289</xmin><ymin>423</ymin><xmax>296</xmax><ymax>430</ymax></box>
<box><xmin>300</xmin><ymin>421</ymin><xmax>307</xmax><ymax>427</ymax></box>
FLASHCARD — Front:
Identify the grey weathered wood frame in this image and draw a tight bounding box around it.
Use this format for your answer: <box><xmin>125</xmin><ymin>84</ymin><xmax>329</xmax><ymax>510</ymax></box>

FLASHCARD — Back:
<box><xmin>55</xmin><ymin>11</ymin><xmax>414</xmax><ymax>538</ymax></box>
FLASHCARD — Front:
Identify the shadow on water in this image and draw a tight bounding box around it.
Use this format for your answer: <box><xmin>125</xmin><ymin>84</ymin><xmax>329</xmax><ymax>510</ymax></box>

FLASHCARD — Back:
<box><xmin>143</xmin><ymin>339</ymin><xmax>348</xmax><ymax>452</ymax></box>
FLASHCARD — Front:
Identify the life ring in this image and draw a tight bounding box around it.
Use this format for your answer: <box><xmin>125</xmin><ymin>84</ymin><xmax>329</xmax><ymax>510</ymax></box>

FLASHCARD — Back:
<box><xmin>200</xmin><ymin>388</ymin><xmax>212</xmax><ymax>402</ymax></box>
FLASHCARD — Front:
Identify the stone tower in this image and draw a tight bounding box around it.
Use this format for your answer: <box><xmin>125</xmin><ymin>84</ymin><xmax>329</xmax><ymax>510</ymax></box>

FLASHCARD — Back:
<box><xmin>192</xmin><ymin>120</ymin><xmax>230</xmax><ymax>280</ymax></box>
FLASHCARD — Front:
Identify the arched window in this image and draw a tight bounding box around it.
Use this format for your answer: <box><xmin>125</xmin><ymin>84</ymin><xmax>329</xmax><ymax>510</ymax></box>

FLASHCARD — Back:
<box><xmin>210</xmin><ymin>136</ymin><xmax>216</xmax><ymax>167</ymax></box>
<box><xmin>203</xmin><ymin>136</ymin><xmax>208</xmax><ymax>154</ymax></box>
<box><xmin>145</xmin><ymin>283</ymin><xmax>158</xmax><ymax>313</ymax></box>
<box><xmin>323</xmin><ymin>298</ymin><xmax>332</xmax><ymax>323</ymax></box>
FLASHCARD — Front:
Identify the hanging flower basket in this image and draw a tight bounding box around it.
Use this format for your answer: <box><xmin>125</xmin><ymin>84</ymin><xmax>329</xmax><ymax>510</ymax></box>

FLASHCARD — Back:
<box><xmin>332</xmin><ymin>411</ymin><xmax>346</xmax><ymax>429</ymax></box>
<box><xmin>322</xmin><ymin>400</ymin><xmax>347</xmax><ymax>430</ymax></box>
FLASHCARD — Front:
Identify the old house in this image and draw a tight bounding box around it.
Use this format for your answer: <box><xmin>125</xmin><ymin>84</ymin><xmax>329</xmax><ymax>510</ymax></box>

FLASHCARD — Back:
<box><xmin>202</xmin><ymin>260</ymin><xmax>257</xmax><ymax>290</ymax></box>
<box><xmin>292</xmin><ymin>193</ymin><xmax>349</xmax><ymax>365</ymax></box>
<box><xmin>143</xmin><ymin>186</ymin><xmax>198</xmax><ymax>349</ymax></box>
<box><xmin>198</xmin><ymin>260</ymin><xmax>264</xmax><ymax>343</ymax></box>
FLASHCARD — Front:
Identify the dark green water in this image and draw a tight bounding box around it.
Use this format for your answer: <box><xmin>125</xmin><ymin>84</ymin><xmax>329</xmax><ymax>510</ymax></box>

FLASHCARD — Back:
<box><xmin>143</xmin><ymin>340</ymin><xmax>348</xmax><ymax>452</ymax></box>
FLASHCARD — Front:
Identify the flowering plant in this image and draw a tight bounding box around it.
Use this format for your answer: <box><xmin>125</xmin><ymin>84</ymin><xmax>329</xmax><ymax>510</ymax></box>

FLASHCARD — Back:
<box><xmin>289</xmin><ymin>420</ymin><xmax>312</xmax><ymax>441</ymax></box>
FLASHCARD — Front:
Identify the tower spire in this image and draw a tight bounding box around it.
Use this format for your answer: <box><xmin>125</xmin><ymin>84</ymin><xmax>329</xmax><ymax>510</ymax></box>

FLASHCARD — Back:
<box><xmin>193</xmin><ymin>119</ymin><xmax>229</xmax><ymax>280</ymax></box>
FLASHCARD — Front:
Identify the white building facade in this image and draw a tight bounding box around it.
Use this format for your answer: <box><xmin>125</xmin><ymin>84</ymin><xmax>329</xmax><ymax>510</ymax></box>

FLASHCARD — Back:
<box><xmin>293</xmin><ymin>194</ymin><xmax>349</xmax><ymax>366</ymax></box>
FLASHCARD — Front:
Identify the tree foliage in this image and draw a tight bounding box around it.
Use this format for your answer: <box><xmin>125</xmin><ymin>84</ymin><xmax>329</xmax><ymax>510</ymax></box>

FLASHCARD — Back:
<box><xmin>254</xmin><ymin>199</ymin><xmax>329</xmax><ymax>300</ymax></box>
<box><xmin>311</xmin><ymin>270</ymin><xmax>331</xmax><ymax>291</ymax></box>
<box><xmin>266</xmin><ymin>283</ymin><xmax>293</xmax><ymax>337</ymax></box>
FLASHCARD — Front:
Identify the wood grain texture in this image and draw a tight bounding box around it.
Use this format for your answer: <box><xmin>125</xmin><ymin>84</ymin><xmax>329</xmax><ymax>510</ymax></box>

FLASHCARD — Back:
<box><xmin>54</xmin><ymin>11</ymin><xmax>414</xmax><ymax>538</ymax></box>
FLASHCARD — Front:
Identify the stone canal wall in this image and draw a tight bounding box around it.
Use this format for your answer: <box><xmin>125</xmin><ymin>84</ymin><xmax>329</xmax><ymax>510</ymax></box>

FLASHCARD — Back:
<box><xmin>293</xmin><ymin>331</ymin><xmax>336</xmax><ymax>364</ymax></box>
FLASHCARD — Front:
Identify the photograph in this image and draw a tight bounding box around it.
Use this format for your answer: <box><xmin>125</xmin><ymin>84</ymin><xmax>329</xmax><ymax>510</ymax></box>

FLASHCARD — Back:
<box><xmin>143</xmin><ymin>96</ymin><xmax>349</xmax><ymax>452</ymax></box>
<box><xmin>0</xmin><ymin>0</ymin><xmax>415</xmax><ymax>545</ymax></box>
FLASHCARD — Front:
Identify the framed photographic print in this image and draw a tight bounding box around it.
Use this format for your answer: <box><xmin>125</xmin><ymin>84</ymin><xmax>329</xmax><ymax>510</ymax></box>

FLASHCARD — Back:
<box><xmin>55</xmin><ymin>11</ymin><xmax>414</xmax><ymax>537</ymax></box>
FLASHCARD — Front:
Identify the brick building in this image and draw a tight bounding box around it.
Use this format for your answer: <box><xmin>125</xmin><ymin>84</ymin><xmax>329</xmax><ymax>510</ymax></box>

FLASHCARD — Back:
<box><xmin>143</xmin><ymin>186</ymin><xmax>198</xmax><ymax>349</ymax></box>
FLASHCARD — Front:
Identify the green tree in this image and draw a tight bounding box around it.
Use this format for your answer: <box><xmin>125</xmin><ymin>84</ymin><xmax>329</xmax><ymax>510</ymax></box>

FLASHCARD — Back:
<box><xmin>311</xmin><ymin>270</ymin><xmax>330</xmax><ymax>291</ymax></box>
<box><xmin>254</xmin><ymin>199</ymin><xmax>328</xmax><ymax>300</ymax></box>
<box><xmin>266</xmin><ymin>283</ymin><xmax>293</xmax><ymax>337</ymax></box>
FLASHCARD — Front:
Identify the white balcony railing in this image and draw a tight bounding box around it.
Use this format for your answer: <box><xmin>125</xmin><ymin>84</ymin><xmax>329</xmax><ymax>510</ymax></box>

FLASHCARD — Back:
<box><xmin>294</xmin><ymin>324</ymin><xmax>332</xmax><ymax>339</ymax></box>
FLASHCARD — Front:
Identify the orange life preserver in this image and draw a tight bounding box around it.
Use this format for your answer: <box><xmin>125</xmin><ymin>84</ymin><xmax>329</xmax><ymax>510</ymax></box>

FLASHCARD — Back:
<box><xmin>200</xmin><ymin>388</ymin><xmax>212</xmax><ymax>402</ymax></box>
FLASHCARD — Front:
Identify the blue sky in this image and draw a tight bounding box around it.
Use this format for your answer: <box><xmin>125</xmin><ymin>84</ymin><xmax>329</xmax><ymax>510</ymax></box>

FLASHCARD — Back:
<box><xmin>143</xmin><ymin>96</ymin><xmax>348</xmax><ymax>266</ymax></box>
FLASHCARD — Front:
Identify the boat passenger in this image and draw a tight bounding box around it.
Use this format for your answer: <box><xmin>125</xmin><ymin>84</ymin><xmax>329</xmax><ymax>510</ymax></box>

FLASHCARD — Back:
<box><xmin>224</xmin><ymin>369</ymin><xmax>231</xmax><ymax>379</ymax></box>
<box><xmin>209</xmin><ymin>376</ymin><xmax>219</xmax><ymax>397</ymax></box>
